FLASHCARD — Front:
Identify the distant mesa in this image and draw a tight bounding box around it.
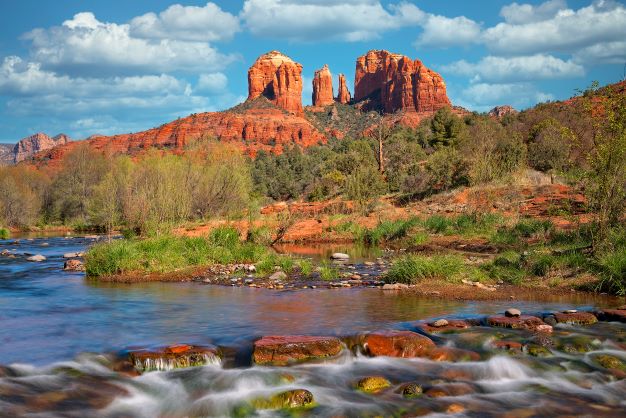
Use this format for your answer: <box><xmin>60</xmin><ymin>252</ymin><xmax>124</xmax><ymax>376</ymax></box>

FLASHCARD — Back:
<box><xmin>488</xmin><ymin>105</ymin><xmax>518</xmax><ymax>118</ymax></box>
<box><xmin>0</xmin><ymin>133</ymin><xmax>71</xmax><ymax>165</ymax></box>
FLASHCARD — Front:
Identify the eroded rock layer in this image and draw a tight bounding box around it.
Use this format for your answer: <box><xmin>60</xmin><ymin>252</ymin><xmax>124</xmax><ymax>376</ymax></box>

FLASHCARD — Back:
<box><xmin>312</xmin><ymin>65</ymin><xmax>334</xmax><ymax>107</ymax></box>
<box><xmin>337</xmin><ymin>74</ymin><xmax>351</xmax><ymax>104</ymax></box>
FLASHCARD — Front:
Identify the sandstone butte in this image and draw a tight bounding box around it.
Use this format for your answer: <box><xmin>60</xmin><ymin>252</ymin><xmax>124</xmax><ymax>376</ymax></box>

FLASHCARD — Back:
<box><xmin>12</xmin><ymin>133</ymin><xmax>70</xmax><ymax>163</ymax></box>
<box><xmin>27</xmin><ymin>49</ymin><xmax>455</xmax><ymax>167</ymax></box>
<box><xmin>248</xmin><ymin>50</ymin><xmax>304</xmax><ymax>115</ymax></box>
<box><xmin>337</xmin><ymin>73</ymin><xmax>351</xmax><ymax>104</ymax></box>
<box><xmin>312</xmin><ymin>64</ymin><xmax>334</xmax><ymax>107</ymax></box>
<box><xmin>354</xmin><ymin>49</ymin><xmax>450</xmax><ymax>113</ymax></box>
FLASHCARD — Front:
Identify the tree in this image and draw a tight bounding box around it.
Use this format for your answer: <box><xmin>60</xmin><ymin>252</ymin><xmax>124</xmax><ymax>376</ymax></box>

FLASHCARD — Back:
<box><xmin>430</xmin><ymin>107</ymin><xmax>465</xmax><ymax>148</ymax></box>
<box><xmin>527</xmin><ymin>118</ymin><xmax>575</xmax><ymax>182</ymax></box>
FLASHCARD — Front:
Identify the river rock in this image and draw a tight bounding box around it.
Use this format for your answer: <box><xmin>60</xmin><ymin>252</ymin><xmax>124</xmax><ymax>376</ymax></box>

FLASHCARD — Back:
<box><xmin>382</xmin><ymin>283</ymin><xmax>408</xmax><ymax>290</ymax></box>
<box><xmin>505</xmin><ymin>308</ymin><xmax>521</xmax><ymax>318</ymax></box>
<box><xmin>597</xmin><ymin>309</ymin><xmax>626</xmax><ymax>322</ymax></box>
<box><xmin>27</xmin><ymin>255</ymin><xmax>46</xmax><ymax>262</ymax></box>
<box><xmin>418</xmin><ymin>319</ymin><xmax>470</xmax><ymax>333</ymax></box>
<box><xmin>363</xmin><ymin>330</ymin><xmax>435</xmax><ymax>358</ymax></box>
<box><xmin>63</xmin><ymin>252</ymin><xmax>83</xmax><ymax>258</ymax></box>
<box><xmin>330</xmin><ymin>253</ymin><xmax>349</xmax><ymax>260</ymax></box>
<box><xmin>356</xmin><ymin>376</ymin><xmax>391</xmax><ymax>393</ymax></box>
<box><xmin>493</xmin><ymin>340</ymin><xmax>523</xmax><ymax>352</ymax></box>
<box><xmin>253</xmin><ymin>335</ymin><xmax>343</xmax><ymax>366</ymax></box>
<box><xmin>252</xmin><ymin>389</ymin><xmax>314</xmax><ymax>410</ymax></box>
<box><xmin>63</xmin><ymin>259</ymin><xmax>84</xmax><ymax>271</ymax></box>
<box><xmin>427</xmin><ymin>346</ymin><xmax>480</xmax><ymax>362</ymax></box>
<box><xmin>553</xmin><ymin>311</ymin><xmax>598</xmax><ymax>325</ymax></box>
<box><xmin>400</xmin><ymin>382</ymin><xmax>423</xmax><ymax>398</ymax></box>
<box><xmin>129</xmin><ymin>344</ymin><xmax>220</xmax><ymax>372</ymax></box>
<box><xmin>487</xmin><ymin>315</ymin><xmax>551</xmax><ymax>332</ymax></box>
<box><xmin>424</xmin><ymin>383</ymin><xmax>474</xmax><ymax>398</ymax></box>
<box><xmin>269</xmin><ymin>271</ymin><xmax>287</xmax><ymax>281</ymax></box>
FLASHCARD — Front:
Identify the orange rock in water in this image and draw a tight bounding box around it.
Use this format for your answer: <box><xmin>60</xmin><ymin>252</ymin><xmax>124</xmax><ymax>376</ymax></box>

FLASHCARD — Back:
<box><xmin>312</xmin><ymin>64</ymin><xmax>334</xmax><ymax>107</ymax></box>
<box><xmin>364</xmin><ymin>330</ymin><xmax>435</xmax><ymax>358</ymax></box>
<box><xmin>253</xmin><ymin>335</ymin><xmax>343</xmax><ymax>366</ymax></box>
<box><xmin>247</xmin><ymin>50</ymin><xmax>303</xmax><ymax>115</ymax></box>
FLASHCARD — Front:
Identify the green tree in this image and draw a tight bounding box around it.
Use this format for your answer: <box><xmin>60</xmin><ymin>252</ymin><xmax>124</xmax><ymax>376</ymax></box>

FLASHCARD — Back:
<box><xmin>430</xmin><ymin>107</ymin><xmax>465</xmax><ymax>148</ymax></box>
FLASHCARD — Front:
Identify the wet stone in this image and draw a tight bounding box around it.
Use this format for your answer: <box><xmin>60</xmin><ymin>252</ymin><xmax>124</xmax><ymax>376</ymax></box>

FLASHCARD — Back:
<box><xmin>253</xmin><ymin>335</ymin><xmax>343</xmax><ymax>366</ymax></box>
<box><xmin>598</xmin><ymin>309</ymin><xmax>626</xmax><ymax>323</ymax></box>
<box><xmin>63</xmin><ymin>259</ymin><xmax>84</xmax><ymax>271</ymax></box>
<box><xmin>363</xmin><ymin>330</ymin><xmax>435</xmax><ymax>358</ymax></box>
<box><xmin>487</xmin><ymin>315</ymin><xmax>551</xmax><ymax>332</ymax></box>
<box><xmin>505</xmin><ymin>308</ymin><xmax>522</xmax><ymax>318</ymax></box>
<box><xmin>128</xmin><ymin>344</ymin><xmax>220</xmax><ymax>372</ymax></box>
<box><xmin>356</xmin><ymin>376</ymin><xmax>391</xmax><ymax>393</ymax></box>
<box><xmin>553</xmin><ymin>311</ymin><xmax>598</xmax><ymax>325</ymax></box>
<box><xmin>400</xmin><ymin>382</ymin><xmax>423</xmax><ymax>398</ymax></box>
<box><xmin>419</xmin><ymin>319</ymin><xmax>470</xmax><ymax>334</ymax></box>
<box><xmin>251</xmin><ymin>389</ymin><xmax>314</xmax><ymax>409</ymax></box>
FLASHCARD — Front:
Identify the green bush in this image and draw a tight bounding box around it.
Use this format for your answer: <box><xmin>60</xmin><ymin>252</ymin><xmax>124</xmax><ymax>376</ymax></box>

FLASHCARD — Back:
<box><xmin>424</xmin><ymin>215</ymin><xmax>452</xmax><ymax>234</ymax></box>
<box><xmin>597</xmin><ymin>249</ymin><xmax>626</xmax><ymax>295</ymax></box>
<box><xmin>530</xmin><ymin>254</ymin><xmax>556</xmax><ymax>276</ymax></box>
<box><xmin>0</xmin><ymin>227</ymin><xmax>9</xmax><ymax>239</ymax></box>
<box><xmin>385</xmin><ymin>254</ymin><xmax>464</xmax><ymax>284</ymax></box>
<box><xmin>319</xmin><ymin>261</ymin><xmax>339</xmax><ymax>281</ymax></box>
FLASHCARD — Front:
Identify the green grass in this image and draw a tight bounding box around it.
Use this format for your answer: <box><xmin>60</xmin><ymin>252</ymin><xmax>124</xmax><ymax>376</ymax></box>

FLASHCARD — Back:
<box><xmin>246</xmin><ymin>226</ymin><xmax>273</xmax><ymax>246</ymax></box>
<box><xmin>319</xmin><ymin>261</ymin><xmax>339</xmax><ymax>281</ymax></box>
<box><xmin>384</xmin><ymin>254</ymin><xmax>465</xmax><ymax>284</ymax></box>
<box><xmin>296</xmin><ymin>259</ymin><xmax>313</xmax><ymax>276</ymax></box>
<box><xmin>596</xmin><ymin>248</ymin><xmax>626</xmax><ymax>295</ymax></box>
<box><xmin>85</xmin><ymin>226</ymin><xmax>292</xmax><ymax>277</ymax></box>
<box><xmin>424</xmin><ymin>215</ymin><xmax>452</xmax><ymax>234</ymax></box>
<box><xmin>421</xmin><ymin>213</ymin><xmax>505</xmax><ymax>237</ymax></box>
<box><xmin>491</xmin><ymin>218</ymin><xmax>554</xmax><ymax>246</ymax></box>
<box><xmin>362</xmin><ymin>218</ymin><xmax>420</xmax><ymax>246</ymax></box>
<box><xmin>0</xmin><ymin>227</ymin><xmax>9</xmax><ymax>240</ymax></box>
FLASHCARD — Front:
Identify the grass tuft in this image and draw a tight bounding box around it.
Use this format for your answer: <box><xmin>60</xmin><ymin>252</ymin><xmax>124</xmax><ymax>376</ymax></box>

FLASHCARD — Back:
<box><xmin>384</xmin><ymin>254</ymin><xmax>464</xmax><ymax>285</ymax></box>
<box><xmin>0</xmin><ymin>227</ymin><xmax>9</xmax><ymax>240</ymax></box>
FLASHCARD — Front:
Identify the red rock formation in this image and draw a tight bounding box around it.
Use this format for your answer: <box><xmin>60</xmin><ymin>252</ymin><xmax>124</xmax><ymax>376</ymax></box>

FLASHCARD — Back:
<box><xmin>12</xmin><ymin>133</ymin><xmax>70</xmax><ymax>163</ymax></box>
<box><xmin>336</xmin><ymin>73</ymin><xmax>351</xmax><ymax>104</ymax></box>
<box><xmin>354</xmin><ymin>50</ymin><xmax>450</xmax><ymax>113</ymax></box>
<box><xmin>363</xmin><ymin>330</ymin><xmax>435</xmax><ymax>358</ymax></box>
<box><xmin>33</xmin><ymin>106</ymin><xmax>327</xmax><ymax>167</ymax></box>
<box><xmin>312</xmin><ymin>64</ymin><xmax>334</xmax><ymax>107</ymax></box>
<box><xmin>247</xmin><ymin>51</ymin><xmax>303</xmax><ymax>115</ymax></box>
<box><xmin>488</xmin><ymin>105</ymin><xmax>518</xmax><ymax>118</ymax></box>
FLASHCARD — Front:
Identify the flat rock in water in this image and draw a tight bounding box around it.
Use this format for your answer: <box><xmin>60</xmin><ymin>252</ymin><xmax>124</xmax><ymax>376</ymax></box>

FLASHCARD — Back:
<box><xmin>382</xmin><ymin>283</ymin><xmax>409</xmax><ymax>290</ymax></box>
<box><xmin>488</xmin><ymin>315</ymin><xmax>551</xmax><ymax>332</ymax></box>
<box><xmin>64</xmin><ymin>259</ymin><xmax>85</xmax><ymax>271</ymax></box>
<box><xmin>269</xmin><ymin>271</ymin><xmax>287</xmax><ymax>281</ymax></box>
<box><xmin>26</xmin><ymin>255</ymin><xmax>46</xmax><ymax>262</ymax></box>
<box><xmin>505</xmin><ymin>308</ymin><xmax>521</xmax><ymax>318</ymax></box>
<box><xmin>253</xmin><ymin>336</ymin><xmax>343</xmax><ymax>366</ymax></box>
<box><xmin>330</xmin><ymin>253</ymin><xmax>349</xmax><ymax>260</ymax></box>
<box><xmin>554</xmin><ymin>311</ymin><xmax>597</xmax><ymax>325</ymax></box>
<box><xmin>363</xmin><ymin>330</ymin><xmax>435</xmax><ymax>358</ymax></box>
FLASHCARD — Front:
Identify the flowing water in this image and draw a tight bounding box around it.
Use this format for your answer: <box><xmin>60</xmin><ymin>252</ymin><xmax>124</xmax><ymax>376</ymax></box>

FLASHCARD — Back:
<box><xmin>1</xmin><ymin>235</ymin><xmax>626</xmax><ymax>417</ymax></box>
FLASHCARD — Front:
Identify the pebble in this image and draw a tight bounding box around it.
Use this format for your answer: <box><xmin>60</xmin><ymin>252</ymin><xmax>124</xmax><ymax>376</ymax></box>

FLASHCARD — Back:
<box><xmin>269</xmin><ymin>271</ymin><xmax>287</xmax><ymax>281</ymax></box>
<box><xmin>563</xmin><ymin>309</ymin><xmax>578</xmax><ymax>314</ymax></box>
<box><xmin>330</xmin><ymin>253</ymin><xmax>349</xmax><ymax>260</ymax></box>
<box><xmin>26</xmin><ymin>255</ymin><xmax>46</xmax><ymax>262</ymax></box>
<box><xmin>432</xmin><ymin>319</ymin><xmax>449</xmax><ymax>328</ymax></box>
<box><xmin>505</xmin><ymin>308</ymin><xmax>521</xmax><ymax>318</ymax></box>
<box><xmin>382</xmin><ymin>283</ymin><xmax>409</xmax><ymax>290</ymax></box>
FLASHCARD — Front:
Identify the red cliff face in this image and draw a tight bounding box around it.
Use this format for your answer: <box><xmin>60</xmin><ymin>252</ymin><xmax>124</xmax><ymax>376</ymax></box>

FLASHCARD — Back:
<box><xmin>13</xmin><ymin>133</ymin><xmax>70</xmax><ymax>163</ymax></box>
<box><xmin>337</xmin><ymin>74</ymin><xmax>351</xmax><ymax>104</ymax></box>
<box><xmin>488</xmin><ymin>105</ymin><xmax>518</xmax><ymax>118</ymax></box>
<box><xmin>354</xmin><ymin>50</ymin><xmax>450</xmax><ymax>113</ymax></box>
<box><xmin>312</xmin><ymin>65</ymin><xmax>334</xmax><ymax>107</ymax></box>
<box><xmin>248</xmin><ymin>51</ymin><xmax>303</xmax><ymax>115</ymax></box>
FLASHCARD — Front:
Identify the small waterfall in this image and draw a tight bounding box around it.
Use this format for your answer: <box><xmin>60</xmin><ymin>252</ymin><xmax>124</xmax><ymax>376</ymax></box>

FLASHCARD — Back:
<box><xmin>134</xmin><ymin>353</ymin><xmax>221</xmax><ymax>372</ymax></box>
<box><xmin>477</xmin><ymin>356</ymin><xmax>534</xmax><ymax>380</ymax></box>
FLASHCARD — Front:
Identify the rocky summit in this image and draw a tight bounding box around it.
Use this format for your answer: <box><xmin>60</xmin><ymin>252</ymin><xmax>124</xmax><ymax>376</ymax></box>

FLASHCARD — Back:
<box><xmin>337</xmin><ymin>73</ymin><xmax>351</xmax><ymax>104</ymax></box>
<box><xmin>312</xmin><ymin>64</ymin><xmax>334</xmax><ymax>107</ymax></box>
<box><xmin>4</xmin><ymin>133</ymin><xmax>71</xmax><ymax>164</ymax></box>
<box><xmin>247</xmin><ymin>50</ymin><xmax>304</xmax><ymax>115</ymax></box>
<box><xmin>354</xmin><ymin>50</ymin><xmax>450</xmax><ymax>113</ymax></box>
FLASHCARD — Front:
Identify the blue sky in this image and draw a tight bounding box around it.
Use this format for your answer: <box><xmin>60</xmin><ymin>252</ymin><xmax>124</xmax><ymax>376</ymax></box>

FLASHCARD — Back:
<box><xmin>0</xmin><ymin>0</ymin><xmax>624</xmax><ymax>142</ymax></box>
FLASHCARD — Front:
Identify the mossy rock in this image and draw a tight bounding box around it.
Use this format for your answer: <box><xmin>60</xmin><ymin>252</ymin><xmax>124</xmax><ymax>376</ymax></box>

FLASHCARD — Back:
<box><xmin>557</xmin><ymin>336</ymin><xmax>599</xmax><ymax>354</ymax></box>
<box><xmin>525</xmin><ymin>344</ymin><xmax>552</xmax><ymax>357</ymax></box>
<box><xmin>251</xmin><ymin>389</ymin><xmax>315</xmax><ymax>410</ymax></box>
<box><xmin>399</xmin><ymin>382</ymin><xmax>423</xmax><ymax>398</ymax></box>
<box><xmin>356</xmin><ymin>376</ymin><xmax>391</xmax><ymax>393</ymax></box>
<box><xmin>594</xmin><ymin>355</ymin><xmax>626</xmax><ymax>371</ymax></box>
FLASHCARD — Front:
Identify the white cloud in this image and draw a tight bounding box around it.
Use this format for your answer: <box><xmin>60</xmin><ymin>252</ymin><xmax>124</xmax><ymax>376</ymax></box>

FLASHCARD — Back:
<box><xmin>500</xmin><ymin>0</ymin><xmax>567</xmax><ymax>24</ymax></box>
<box><xmin>483</xmin><ymin>1</ymin><xmax>626</xmax><ymax>56</ymax></box>
<box><xmin>573</xmin><ymin>40</ymin><xmax>626</xmax><ymax>65</ymax></box>
<box><xmin>196</xmin><ymin>73</ymin><xmax>228</xmax><ymax>93</ymax></box>
<box><xmin>240</xmin><ymin>0</ymin><xmax>424</xmax><ymax>42</ymax></box>
<box><xmin>455</xmin><ymin>82</ymin><xmax>554</xmax><ymax>111</ymax></box>
<box><xmin>130</xmin><ymin>2</ymin><xmax>240</xmax><ymax>42</ymax></box>
<box><xmin>443</xmin><ymin>54</ymin><xmax>584</xmax><ymax>82</ymax></box>
<box><xmin>24</xmin><ymin>12</ymin><xmax>237</xmax><ymax>75</ymax></box>
<box><xmin>415</xmin><ymin>14</ymin><xmax>482</xmax><ymax>47</ymax></box>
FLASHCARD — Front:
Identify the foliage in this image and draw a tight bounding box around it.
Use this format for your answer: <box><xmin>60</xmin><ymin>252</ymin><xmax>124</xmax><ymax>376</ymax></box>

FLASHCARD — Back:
<box><xmin>0</xmin><ymin>165</ymin><xmax>48</xmax><ymax>227</ymax></box>
<box><xmin>384</xmin><ymin>254</ymin><xmax>464</xmax><ymax>284</ymax></box>
<box><xmin>424</xmin><ymin>147</ymin><xmax>468</xmax><ymax>191</ymax></box>
<box><xmin>362</xmin><ymin>217</ymin><xmax>419</xmax><ymax>246</ymax></box>
<box><xmin>430</xmin><ymin>107</ymin><xmax>466</xmax><ymax>148</ymax></box>
<box><xmin>596</xmin><ymin>248</ymin><xmax>626</xmax><ymax>295</ymax></box>
<box><xmin>527</xmin><ymin>118</ymin><xmax>574</xmax><ymax>174</ymax></box>
<box><xmin>0</xmin><ymin>227</ymin><xmax>9</xmax><ymax>239</ymax></box>
<box><xmin>318</xmin><ymin>261</ymin><xmax>339</xmax><ymax>281</ymax></box>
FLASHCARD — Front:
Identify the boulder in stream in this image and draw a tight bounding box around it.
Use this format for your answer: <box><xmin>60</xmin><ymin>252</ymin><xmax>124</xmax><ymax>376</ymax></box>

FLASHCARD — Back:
<box><xmin>128</xmin><ymin>344</ymin><xmax>220</xmax><ymax>372</ymax></box>
<box><xmin>363</xmin><ymin>330</ymin><xmax>435</xmax><ymax>358</ymax></box>
<box><xmin>26</xmin><ymin>255</ymin><xmax>46</xmax><ymax>262</ymax></box>
<box><xmin>253</xmin><ymin>335</ymin><xmax>343</xmax><ymax>366</ymax></box>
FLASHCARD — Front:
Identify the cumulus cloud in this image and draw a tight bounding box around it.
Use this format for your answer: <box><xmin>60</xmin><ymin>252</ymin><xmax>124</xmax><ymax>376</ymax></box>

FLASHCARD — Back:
<box><xmin>500</xmin><ymin>0</ymin><xmax>567</xmax><ymax>24</ymax></box>
<box><xmin>453</xmin><ymin>82</ymin><xmax>554</xmax><ymax>111</ymax></box>
<box><xmin>240</xmin><ymin>0</ymin><xmax>424</xmax><ymax>42</ymax></box>
<box><xmin>443</xmin><ymin>54</ymin><xmax>584</xmax><ymax>83</ymax></box>
<box><xmin>573</xmin><ymin>40</ymin><xmax>626</xmax><ymax>65</ymax></box>
<box><xmin>195</xmin><ymin>73</ymin><xmax>228</xmax><ymax>93</ymax></box>
<box><xmin>23</xmin><ymin>12</ymin><xmax>237</xmax><ymax>75</ymax></box>
<box><xmin>415</xmin><ymin>14</ymin><xmax>482</xmax><ymax>47</ymax></box>
<box><xmin>483</xmin><ymin>1</ymin><xmax>626</xmax><ymax>56</ymax></box>
<box><xmin>130</xmin><ymin>2</ymin><xmax>240</xmax><ymax>42</ymax></box>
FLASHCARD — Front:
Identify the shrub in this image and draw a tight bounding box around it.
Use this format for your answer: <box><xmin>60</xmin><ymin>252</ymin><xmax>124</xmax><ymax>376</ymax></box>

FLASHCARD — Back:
<box><xmin>425</xmin><ymin>147</ymin><xmax>468</xmax><ymax>191</ymax></box>
<box><xmin>246</xmin><ymin>226</ymin><xmax>273</xmax><ymax>246</ymax></box>
<box><xmin>530</xmin><ymin>254</ymin><xmax>556</xmax><ymax>276</ymax></box>
<box><xmin>0</xmin><ymin>227</ymin><xmax>9</xmax><ymax>239</ymax></box>
<box><xmin>384</xmin><ymin>254</ymin><xmax>464</xmax><ymax>284</ymax></box>
<box><xmin>362</xmin><ymin>218</ymin><xmax>419</xmax><ymax>246</ymax></box>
